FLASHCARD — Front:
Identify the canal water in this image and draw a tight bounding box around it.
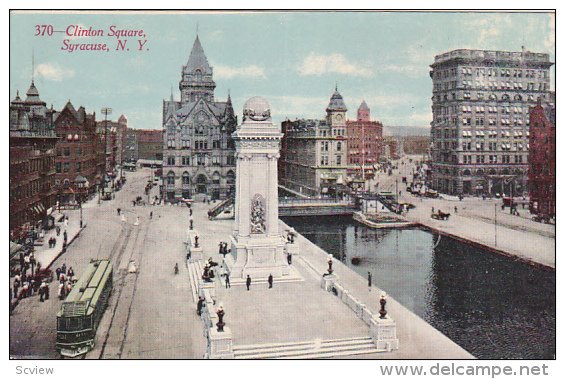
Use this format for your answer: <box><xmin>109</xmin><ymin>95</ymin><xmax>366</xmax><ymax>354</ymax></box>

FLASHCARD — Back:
<box><xmin>282</xmin><ymin>215</ymin><xmax>555</xmax><ymax>359</ymax></box>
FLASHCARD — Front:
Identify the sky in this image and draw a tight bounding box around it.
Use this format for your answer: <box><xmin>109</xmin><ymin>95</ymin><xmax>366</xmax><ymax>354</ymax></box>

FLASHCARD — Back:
<box><xmin>9</xmin><ymin>11</ymin><xmax>555</xmax><ymax>134</ymax></box>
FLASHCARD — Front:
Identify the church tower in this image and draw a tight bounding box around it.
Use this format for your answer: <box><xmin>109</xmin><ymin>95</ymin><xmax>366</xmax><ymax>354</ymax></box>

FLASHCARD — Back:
<box><xmin>179</xmin><ymin>35</ymin><xmax>216</xmax><ymax>103</ymax></box>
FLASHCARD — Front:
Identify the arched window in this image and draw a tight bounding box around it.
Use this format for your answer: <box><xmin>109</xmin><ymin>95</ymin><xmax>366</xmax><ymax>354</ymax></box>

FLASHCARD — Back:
<box><xmin>212</xmin><ymin>171</ymin><xmax>221</xmax><ymax>185</ymax></box>
<box><xmin>167</xmin><ymin>171</ymin><xmax>175</xmax><ymax>185</ymax></box>
<box><xmin>194</xmin><ymin>69</ymin><xmax>202</xmax><ymax>82</ymax></box>
<box><xmin>182</xmin><ymin>171</ymin><xmax>190</xmax><ymax>185</ymax></box>
<box><xmin>226</xmin><ymin>170</ymin><xmax>235</xmax><ymax>185</ymax></box>
<box><xmin>463</xmin><ymin>169</ymin><xmax>471</xmax><ymax>176</ymax></box>
<box><xmin>514</xmin><ymin>94</ymin><xmax>522</xmax><ymax>101</ymax></box>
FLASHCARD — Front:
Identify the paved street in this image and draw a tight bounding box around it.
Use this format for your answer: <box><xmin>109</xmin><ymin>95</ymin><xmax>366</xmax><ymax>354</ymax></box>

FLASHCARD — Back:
<box><xmin>10</xmin><ymin>168</ymin><xmax>206</xmax><ymax>359</ymax></box>
<box><xmin>10</xmin><ymin>166</ymin><xmax>474</xmax><ymax>359</ymax></box>
<box><xmin>368</xmin><ymin>155</ymin><xmax>555</xmax><ymax>268</ymax></box>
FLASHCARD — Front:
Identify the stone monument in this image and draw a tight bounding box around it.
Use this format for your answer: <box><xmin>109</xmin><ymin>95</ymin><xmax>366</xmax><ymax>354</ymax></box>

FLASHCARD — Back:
<box><xmin>228</xmin><ymin>97</ymin><xmax>289</xmax><ymax>279</ymax></box>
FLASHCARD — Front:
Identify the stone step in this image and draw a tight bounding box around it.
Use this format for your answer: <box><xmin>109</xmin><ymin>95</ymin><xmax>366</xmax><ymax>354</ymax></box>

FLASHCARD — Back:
<box><xmin>233</xmin><ymin>337</ymin><xmax>382</xmax><ymax>359</ymax></box>
<box><xmin>234</xmin><ymin>336</ymin><xmax>370</xmax><ymax>351</ymax></box>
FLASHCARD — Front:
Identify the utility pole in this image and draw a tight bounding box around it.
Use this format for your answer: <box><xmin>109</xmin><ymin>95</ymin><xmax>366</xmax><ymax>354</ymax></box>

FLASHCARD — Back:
<box><xmin>494</xmin><ymin>203</ymin><xmax>498</xmax><ymax>247</ymax></box>
<box><xmin>101</xmin><ymin>108</ymin><xmax>112</xmax><ymax>200</ymax></box>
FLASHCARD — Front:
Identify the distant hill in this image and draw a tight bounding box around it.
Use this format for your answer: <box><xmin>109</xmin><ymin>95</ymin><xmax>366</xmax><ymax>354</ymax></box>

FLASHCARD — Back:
<box><xmin>384</xmin><ymin>125</ymin><xmax>430</xmax><ymax>136</ymax></box>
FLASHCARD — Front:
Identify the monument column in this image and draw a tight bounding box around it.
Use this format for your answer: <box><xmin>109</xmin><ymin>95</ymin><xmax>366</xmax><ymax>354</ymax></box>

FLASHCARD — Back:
<box><xmin>227</xmin><ymin>97</ymin><xmax>290</xmax><ymax>279</ymax></box>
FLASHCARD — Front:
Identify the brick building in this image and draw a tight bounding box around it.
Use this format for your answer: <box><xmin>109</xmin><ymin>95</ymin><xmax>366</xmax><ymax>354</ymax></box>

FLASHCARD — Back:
<box><xmin>138</xmin><ymin>129</ymin><xmax>163</xmax><ymax>161</ymax></box>
<box><xmin>528</xmin><ymin>97</ymin><xmax>555</xmax><ymax>219</ymax></box>
<box><xmin>54</xmin><ymin>102</ymin><xmax>102</xmax><ymax>203</ymax></box>
<box><xmin>346</xmin><ymin>100</ymin><xmax>383</xmax><ymax>177</ymax></box>
<box><xmin>96</xmin><ymin>116</ymin><xmax>127</xmax><ymax>175</ymax></box>
<box><xmin>9</xmin><ymin>82</ymin><xmax>59</xmax><ymax>234</ymax></box>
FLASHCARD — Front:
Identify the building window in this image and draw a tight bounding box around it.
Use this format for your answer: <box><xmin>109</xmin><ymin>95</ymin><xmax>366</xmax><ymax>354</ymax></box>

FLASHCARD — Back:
<box><xmin>56</xmin><ymin>162</ymin><xmax>62</xmax><ymax>173</ymax></box>
<box><xmin>167</xmin><ymin>156</ymin><xmax>176</xmax><ymax>166</ymax></box>
<box><xmin>64</xmin><ymin>148</ymin><xmax>71</xmax><ymax>156</ymax></box>
<box><xmin>182</xmin><ymin>172</ymin><xmax>190</xmax><ymax>185</ymax></box>
<box><xmin>63</xmin><ymin>162</ymin><xmax>70</xmax><ymax>172</ymax></box>
<box><xmin>336</xmin><ymin>142</ymin><xmax>342</xmax><ymax>152</ymax></box>
<box><xmin>182</xmin><ymin>156</ymin><xmax>190</xmax><ymax>165</ymax></box>
<box><xmin>336</xmin><ymin>155</ymin><xmax>341</xmax><ymax>166</ymax></box>
<box><xmin>76</xmin><ymin>162</ymin><xmax>82</xmax><ymax>172</ymax></box>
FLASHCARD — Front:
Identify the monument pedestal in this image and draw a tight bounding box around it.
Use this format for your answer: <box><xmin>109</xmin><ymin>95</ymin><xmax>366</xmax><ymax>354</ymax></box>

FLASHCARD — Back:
<box><xmin>198</xmin><ymin>279</ymin><xmax>216</xmax><ymax>299</ymax></box>
<box><xmin>229</xmin><ymin>235</ymin><xmax>288</xmax><ymax>279</ymax></box>
<box><xmin>321</xmin><ymin>273</ymin><xmax>339</xmax><ymax>291</ymax></box>
<box><xmin>206</xmin><ymin>327</ymin><xmax>234</xmax><ymax>359</ymax></box>
<box><xmin>370</xmin><ymin>316</ymin><xmax>399</xmax><ymax>351</ymax></box>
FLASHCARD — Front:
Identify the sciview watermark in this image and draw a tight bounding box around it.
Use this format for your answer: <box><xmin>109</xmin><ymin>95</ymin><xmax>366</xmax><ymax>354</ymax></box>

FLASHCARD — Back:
<box><xmin>15</xmin><ymin>366</ymin><xmax>54</xmax><ymax>375</ymax></box>
<box><xmin>380</xmin><ymin>363</ymin><xmax>549</xmax><ymax>377</ymax></box>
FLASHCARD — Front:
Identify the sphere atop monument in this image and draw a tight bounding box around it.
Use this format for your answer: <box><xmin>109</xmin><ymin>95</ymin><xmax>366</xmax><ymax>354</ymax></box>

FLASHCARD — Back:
<box><xmin>243</xmin><ymin>96</ymin><xmax>271</xmax><ymax>122</ymax></box>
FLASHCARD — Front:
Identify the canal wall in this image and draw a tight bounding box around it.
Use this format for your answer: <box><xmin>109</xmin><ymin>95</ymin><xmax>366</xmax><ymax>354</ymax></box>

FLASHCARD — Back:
<box><xmin>280</xmin><ymin>220</ymin><xmax>475</xmax><ymax>359</ymax></box>
<box><xmin>416</xmin><ymin>224</ymin><xmax>555</xmax><ymax>272</ymax></box>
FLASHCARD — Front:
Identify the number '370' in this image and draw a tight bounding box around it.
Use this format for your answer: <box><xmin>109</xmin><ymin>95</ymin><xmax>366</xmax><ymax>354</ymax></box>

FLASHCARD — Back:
<box><xmin>35</xmin><ymin>25</ymin><xmax>53</xmax><ymax>36</ymax></box>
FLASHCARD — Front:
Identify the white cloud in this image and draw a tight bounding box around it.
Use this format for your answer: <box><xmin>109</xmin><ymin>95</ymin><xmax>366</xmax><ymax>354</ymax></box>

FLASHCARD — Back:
<box><xmin>214</xmin><ymin>64</ymin><xmax>266</xmax><ymax>79</ymax></box>
<box><xmin>34</xmin><ymin>63</ymin><xmax>75</xmax><ymax>81</ymax></box>
<box><xmin>463</xmin><ymin>14</ymin><xmax>513</xmax><ymax>46</ymax></box>
<box><xmin>297</xmin><ymin>53</ymin><xmax>373</xmax><ymax>77</ymax></box>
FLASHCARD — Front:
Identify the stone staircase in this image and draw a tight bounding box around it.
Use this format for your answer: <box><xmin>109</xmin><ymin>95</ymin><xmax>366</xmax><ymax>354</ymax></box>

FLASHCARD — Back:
<box><xmin>187</xmin><ymin>259</ymin><xmax>205</xmax><ymax>303</ymax></box>
<box><xmin>232</xmin><ymin>336</ymin><xmax>384</xmax><ymax>359</ymax></box>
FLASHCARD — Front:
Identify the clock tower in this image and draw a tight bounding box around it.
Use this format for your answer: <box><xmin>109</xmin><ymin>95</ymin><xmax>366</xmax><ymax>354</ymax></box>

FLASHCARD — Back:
<box><xmin>326</xmin><ymin>85</ymin><xmax>347</xmax><ymax>129</ymax></box>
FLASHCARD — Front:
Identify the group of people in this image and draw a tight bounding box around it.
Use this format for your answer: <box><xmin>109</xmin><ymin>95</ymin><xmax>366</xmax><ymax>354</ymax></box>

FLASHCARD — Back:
<box><xmin>55</xmin><ymin>264</ymin><xmax>77</xmax><ymax>300</ymax></box>
<box><xmin>218</xmin><ymin>242</ymin><xmax>230</xmax><ymax>257</ymax></box>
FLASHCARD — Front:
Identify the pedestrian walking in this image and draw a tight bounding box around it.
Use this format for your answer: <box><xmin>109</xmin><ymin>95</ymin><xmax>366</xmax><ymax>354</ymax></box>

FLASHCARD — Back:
<box><xmin>368</xmin><ymin>271</ymin><xmax>372</xmax><ymax>290</ymax></box>
<box><xmin>61</xmin><ymin>263</ymin><xmax>67</xmax><ymax>275</ymax></box>
<box><xmin>246</xmin><ymin>275</ymin><xmax>251</xmax><ymax>291</ymax></box>
<box><xmin>64</xmin><ymin>218</ymin><xmax>69</xmax><ymax>227</ymax></box>
<box><xmin>44</xmin><ymin>282</ymin><xmax>50</xmax><ymax>300</ymax></box>
<box><xmin>454</xmin><ymin>206</ymin><xmax>458</xmax><ymax>213</ymax></box>
<box><xmin>287</xmin><ymin>253</ymin><xmax>292</xmax><ymax>265</ymax></box>
<box><xmin>187</xmin><ymin>251</ymin><xmax>191</xmax><ymax>261</ymax></box>
<box><xmin>63</xmin><ymin>230</ymin><xmax>68</xmax><ymax>243</ymax></box>
<box><xmin>55</xmin><ymin>267</ymin><xmax>61</xmax><ymax>281</ymax></box>
<box><xmin>39</xmin><ymin>281</ymin><xmax>47</xmax><ymax>302</ymax></box>
<box><xmin>117</xmin><ymin>208</ymin><xmax>121</xmax><ymax>215</ymax></box>
<box><xmin>150</xmin><ymin>211</ymin><xmax>153</xmax><ymax>219</ymax></box>
<box><xmin>196</xmin><ymin>296</ymin><xmax>204</xmax><ymax>316</ymax></box>
<box><xmin>268</xmin><ymin>274</ymin><xmax>273</xmax><ymax>289</ymax></box>
<box><xmin>224</xmin><ymin>272</ymin><xmax>231</xmax><ymax>288</ymax></box>
<box><xmin>58</xmin><ymin>282</ymin><xmax>65</xmax><ymax>300</ymax></box>
<box><xmin>68</xmin><ymin>267</ymin><xmax>74</xmax><ymax>278</ymax></box>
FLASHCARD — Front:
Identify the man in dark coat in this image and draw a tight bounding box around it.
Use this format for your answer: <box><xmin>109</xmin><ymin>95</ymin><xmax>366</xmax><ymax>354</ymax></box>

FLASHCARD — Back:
<box><xmin>268</xmin><ymin>274</ymin><xmax>273</xmax><ymax>289</ymax></box>
<box><xmin>196</xmin><ymin>296</ymin><xmax>204</xmax><ymax>316</ymax></box>
<box><xmin>368</xmin><ymin>271</ymin><xmax>372</xmax><ymax>290</ymax></box>
<box><xmin>246</xmin><ymin>275</ymin><xmax>251</xmax><ymax>291</ymax></box>
<box><xmin>224</xmin><ymin>272</ymin><xmax>230</xmax><ymax>288</ymax></box>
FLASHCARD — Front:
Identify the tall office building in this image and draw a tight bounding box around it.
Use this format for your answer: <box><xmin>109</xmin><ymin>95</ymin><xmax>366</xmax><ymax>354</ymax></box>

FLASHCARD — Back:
<box><xmin>429</xmin><ymin>48</ymin><xmax>553</xmax><ymax>195</ymax></box>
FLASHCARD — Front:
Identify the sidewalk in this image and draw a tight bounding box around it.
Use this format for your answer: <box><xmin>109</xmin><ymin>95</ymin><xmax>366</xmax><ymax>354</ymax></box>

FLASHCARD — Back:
<box><xmin>188</xmin><ymin>202</ymin><xmax>473</xmax><ymax>359</ymax></box>
<box><xmin>401</xmin><ymin>197</ymin><xmax>555</xmax><ymax>269</ymax></box>
<box><xmin>33</xmin><ymin>209</ymin><xmax>87</xmax><ymax>271</ymax></box>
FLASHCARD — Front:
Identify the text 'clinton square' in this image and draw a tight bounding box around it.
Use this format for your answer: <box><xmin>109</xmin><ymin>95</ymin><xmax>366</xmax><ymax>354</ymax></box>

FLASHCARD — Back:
<box><xmin>9</xmin><ymin>10</ymin><xmax>555</xmax><ymax>369</ymax></box>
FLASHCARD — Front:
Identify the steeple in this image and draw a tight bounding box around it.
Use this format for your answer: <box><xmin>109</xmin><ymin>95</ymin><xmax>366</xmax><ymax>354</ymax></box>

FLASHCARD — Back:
<box><xmin>186</xmin><ymin>35</ymin><xmax>212</xmax><ymax>75</ymax></box>
<box><xmin>357</xmin><ymin>100</ymin><xmax>370</xmax><ymax>121</ymax></box>
<box><xmin>180</xmin><ymin>34</ymin><xmax>216</xmax><ymax>103</ymax></box>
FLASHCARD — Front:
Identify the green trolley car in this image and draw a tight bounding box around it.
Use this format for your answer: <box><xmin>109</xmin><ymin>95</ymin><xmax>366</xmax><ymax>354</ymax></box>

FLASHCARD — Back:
<box><xmin>56</xmin><ymin>259</ymin><xmax>113</xmax><ymax>357</ymax></box>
